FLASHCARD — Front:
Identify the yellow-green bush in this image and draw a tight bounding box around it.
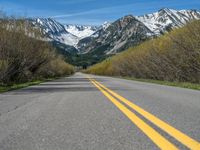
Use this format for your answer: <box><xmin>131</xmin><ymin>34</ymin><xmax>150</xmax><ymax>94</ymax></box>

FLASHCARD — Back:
<box><xmin>86</xmin><ymin>20</ymin><xmax>200</xmax><ymax>83</ymax></box>
<box><xmin>37</xmin><ymin>57</ymin><xmax>74</xmax><ymax>78</ymax></box>
<box><xmin>0</xmin><ymin>19</ymin><xmax>74</xmax><ymax>85</ymax></box>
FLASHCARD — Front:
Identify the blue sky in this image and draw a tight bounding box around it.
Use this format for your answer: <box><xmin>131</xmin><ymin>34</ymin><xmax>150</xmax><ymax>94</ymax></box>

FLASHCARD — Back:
<box><xmin>0</xmin><ymin>0</ymin><xmax>200</xmax><ymax>25</ymax></box>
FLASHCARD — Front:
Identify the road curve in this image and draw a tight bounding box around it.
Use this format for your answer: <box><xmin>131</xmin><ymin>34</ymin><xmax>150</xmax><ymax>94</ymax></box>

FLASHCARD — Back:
<box><xmin>0</xmin><ymin>72</ymin><xmax>199</xmax><ymax>150</ymax></box>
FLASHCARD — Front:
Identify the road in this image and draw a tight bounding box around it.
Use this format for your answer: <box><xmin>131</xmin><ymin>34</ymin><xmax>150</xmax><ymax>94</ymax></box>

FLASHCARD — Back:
<box><xmin>0</xmin><ymin>73</ymin><xmax>199</xmax><ymax>150</ymax></box>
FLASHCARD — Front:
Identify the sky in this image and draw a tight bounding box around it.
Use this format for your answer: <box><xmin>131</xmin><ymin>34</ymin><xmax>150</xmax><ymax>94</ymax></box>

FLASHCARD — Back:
<box><xmin>0</xmin><ymin>0</ymin><xmax>200</xmax><ymax>25</ymax></box>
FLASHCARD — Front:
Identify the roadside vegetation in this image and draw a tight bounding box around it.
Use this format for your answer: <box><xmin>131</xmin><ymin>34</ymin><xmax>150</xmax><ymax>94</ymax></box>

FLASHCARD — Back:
<box><xmin>85</xmin><ymin>20</ymin><xmax>200</xmax><ymax>85</ymax></box>
<box><xmin>121</xmin><ymin>77</ymin><xmax>200</xmax><ymax>90</ymax></box>
<box><xmin>0</xmin><ymin>16</ymin><xmax>74</xmax><ymax>89</ymax></box>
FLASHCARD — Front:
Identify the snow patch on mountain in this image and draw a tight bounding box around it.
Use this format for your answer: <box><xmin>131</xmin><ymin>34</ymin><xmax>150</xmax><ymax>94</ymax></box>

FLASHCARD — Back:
<box><xmin>54</xmin><ymin>33</ymin><xmax>79</xmax><ymax>47</ymax></box>
<box><xmin>102</xmin><ymin>21</ymin><xmax>111</xmax><ymax>29</ymax></box>
<box><xmin>64</xmin><ymin>25</ymin><xmax>98</xmax><ymax>39</ymax></box>
<box><xmin>90</xmin><ymin>22</ymin><xmax>111</xmax><ymax>38</ymax></box>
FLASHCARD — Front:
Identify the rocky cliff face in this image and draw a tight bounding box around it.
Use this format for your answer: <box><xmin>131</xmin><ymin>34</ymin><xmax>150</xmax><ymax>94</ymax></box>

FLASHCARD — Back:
<box><xmin>78</xmin><ymin>15</ymin><xmax>154</xmax><ymax>55</ymax></box>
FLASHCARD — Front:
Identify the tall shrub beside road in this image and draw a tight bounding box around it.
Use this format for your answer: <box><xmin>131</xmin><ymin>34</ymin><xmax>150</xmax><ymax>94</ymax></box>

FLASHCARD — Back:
<box><xmin>0</xmin><ymin>19</ymin><xmax>74</xmax><ymax>85</ymax></box>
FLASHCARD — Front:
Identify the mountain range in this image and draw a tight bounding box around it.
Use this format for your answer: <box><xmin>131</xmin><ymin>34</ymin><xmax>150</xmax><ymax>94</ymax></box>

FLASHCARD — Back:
<box><xmin>29</xmin><ymin>8</ymin><xmax>200</xmax><ymax>65</ymax></box>
<box><xmin>30</xmin><ymin>18</ymin><xmax>98</xmax><ymax>47</ymax></box>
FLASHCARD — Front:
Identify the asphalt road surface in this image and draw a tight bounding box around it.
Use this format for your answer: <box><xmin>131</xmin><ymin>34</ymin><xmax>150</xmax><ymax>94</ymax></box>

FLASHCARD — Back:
<box><xmin>0</xmin><ymin>73</ymin><xmax>199</xmax><ymax>150</ymax></box>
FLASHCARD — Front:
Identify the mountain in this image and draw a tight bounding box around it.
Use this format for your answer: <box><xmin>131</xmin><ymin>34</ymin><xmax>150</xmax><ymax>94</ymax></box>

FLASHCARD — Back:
<box><xmin>30</xmin><ymin>9</ymin><xmax>200</xmax><ymax>52</ymax></box>
<box><xmin>29</xmin><ymin>8</ymin><xmax>200</xmax><ymax>66</ymax></box>
<box><xmin>136</xmin><ymin>8</ymin><xmax>200</xmax><ymax>35</ymax></box>
<box><xmin>77</xmin><ymin>15</ymin><xmax>154</xmax><ymax>55</ymax></box>
<box><xmin>77</xmin><ymin>22</ymin><xmax>111</xmax><ymax>53</ymax></box>
<box><xmin>74</xmin><ymin>8</ymin><xmax>200</xmax><ymax>66</ymax></box>
<box><xmin>30</xmin><ymin>18</ymin><xmax>79</xmax><ymax>47</ymax></box>
<box><xmin>78</xmin><ymin>8</ymin><xmax>200</xmax><ymax>56</ymax></box>
<box><xmin>30</xmin><ymin>18</ymin><xmax>98</xmax><ymax>49</ymax></box>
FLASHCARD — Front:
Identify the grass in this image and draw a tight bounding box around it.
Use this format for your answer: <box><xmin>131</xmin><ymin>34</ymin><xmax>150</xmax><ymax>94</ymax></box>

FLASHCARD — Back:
<box><xmin>121</xmin><ymin>77</ymin><xmax>200</xmax><ymax>90</ymax></box>
<box><xmin>0</xmin><ymin>78</ymin><xmax>56</xmax><ymax>93</ymax></box>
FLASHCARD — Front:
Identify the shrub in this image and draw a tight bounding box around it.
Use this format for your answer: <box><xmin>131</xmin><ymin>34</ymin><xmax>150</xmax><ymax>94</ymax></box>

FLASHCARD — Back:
<box><xmin>0</xmin><ymin>18</ymin><xmax>74</xmax><ymax>85</ymax></box>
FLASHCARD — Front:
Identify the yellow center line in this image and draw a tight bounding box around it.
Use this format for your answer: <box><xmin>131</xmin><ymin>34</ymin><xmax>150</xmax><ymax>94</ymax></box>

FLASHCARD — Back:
<box><xmin>91</xmin><ymin>78</ymin><xmax>200</xmax><ymax>150</ymax></box>
<box><xmin>89</xmin><ymin>78</ymin><xmax>178</xmax><ymax>150</ymax></box>
<box><xmin>194</xmin><ymin>144</ymin><xmax>200</xmax><ymax>150</ymax></box>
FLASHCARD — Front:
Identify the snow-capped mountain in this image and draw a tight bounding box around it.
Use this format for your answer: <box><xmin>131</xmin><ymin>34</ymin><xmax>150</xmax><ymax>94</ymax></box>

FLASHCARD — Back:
<box><xmin>32</xmin><ymin>18</ymin><xmax>66</xmax><ymax>35</ymax></box>
<box><xmin>77</xmin><ymin>15</ymin><xmax>154</xmax><ymax>55</ymax></box>
<box><xmin>64</xmin><ymin>25</ymin><xmax>98</xmax><ymax>39</ymax></box>
<box><xmin>136</xmin><ymin>8</ymin><xmax>200</xmax><ymax>34</ymax></box>
<box><xmin>78</xmin><ymin>8</ymin><xmax>200</xmax><ymax>54</ymax></box>
<box><xmin>76</xmin><ymin>8</ymin><xmax>200</xmax><ymax>64</ymax></box>
<box><xmin>30</xmin><ymin>18</ymin><xmax>79</xmax><ymax>47</ymax></box>
<box><xmin>29</xmin><ymin>8</ymin><xmax>200</xmax><ymax>59</ymax></box>
<box><xmin>30</xmin><ymin>18</ymin><xmax>98</xmax><ymax>48</ymax></box>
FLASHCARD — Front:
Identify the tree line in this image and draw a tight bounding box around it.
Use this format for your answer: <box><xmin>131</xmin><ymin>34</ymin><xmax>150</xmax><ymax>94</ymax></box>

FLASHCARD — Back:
<box><xmin>0</xmin><ymin>18</ymin><xmax>74</xmax><ymax>85</ymax></box>
<box><xmin>85</xmin><ymin>20</ymin><xmax>200</xmax><ymax>83</ymax></box>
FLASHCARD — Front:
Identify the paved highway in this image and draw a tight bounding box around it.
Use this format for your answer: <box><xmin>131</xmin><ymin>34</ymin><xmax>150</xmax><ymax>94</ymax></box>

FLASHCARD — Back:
<box><xmin>0</xmin><ymin>73</ymin><xmax>199</xmax><ymax>150</ymax></box>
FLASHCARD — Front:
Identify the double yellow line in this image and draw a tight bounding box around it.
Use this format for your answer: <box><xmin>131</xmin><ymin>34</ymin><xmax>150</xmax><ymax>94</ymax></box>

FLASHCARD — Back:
<box><xmin>88</xmin><ymin>77</ymin><xmax>200</xmax><ymax>150</ymax></box>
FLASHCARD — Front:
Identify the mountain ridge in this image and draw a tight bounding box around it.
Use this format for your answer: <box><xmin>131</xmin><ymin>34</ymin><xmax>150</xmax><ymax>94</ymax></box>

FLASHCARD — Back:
<box><xmin>29</xmin><ymin>18</ymin><xmax>99</xmax><ymax>48</ymax></box>
<box><xmin>136</xmin><ymin>8</ymin><xmax>200</xmax><ymax>34</ymax></box>
<box><xmin>28</xmin><ymin>8</ymin><xmax>200</xmax><ymax>65</ymax></box>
